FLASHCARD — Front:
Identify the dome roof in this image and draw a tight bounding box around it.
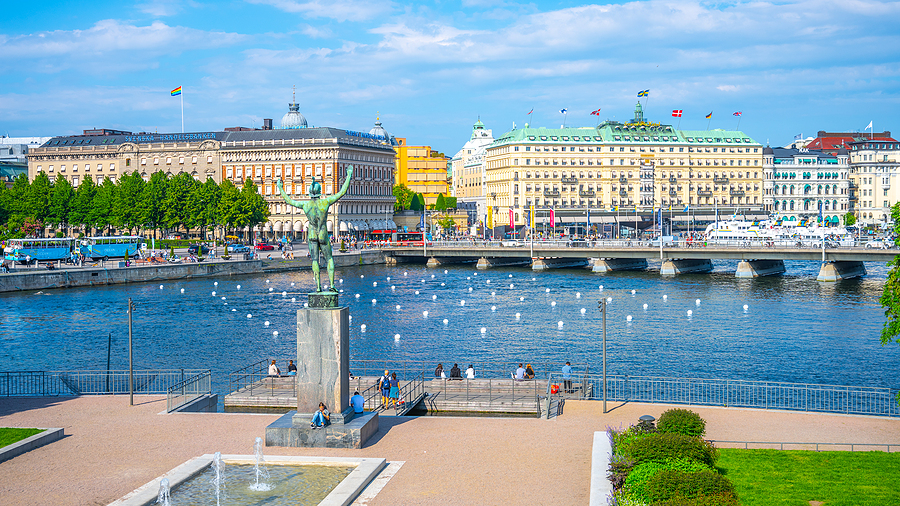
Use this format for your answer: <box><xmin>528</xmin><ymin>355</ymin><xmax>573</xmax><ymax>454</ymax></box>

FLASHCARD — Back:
<box><xmin>280</xmin><ymin>101</ymin><xmax>308</xmax><ymax>129</ymax></box>
<box><xmin>369</xmin><ymin>117</ymin><xmax>389</xmax><ymax>138</ymax></box>
<box><xmin>763</xmin><ymin>146</ymin><xmax>774</xmax><ymax>155</ymax></box>
<box><xmin>837</xmin><ymin>146</ymin><xmax>849</xmax><ymax>155</ymax></box>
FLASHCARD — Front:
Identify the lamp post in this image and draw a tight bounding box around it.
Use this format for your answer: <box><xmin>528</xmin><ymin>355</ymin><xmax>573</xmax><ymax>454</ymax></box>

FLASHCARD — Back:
<box><xmin>127</xmin><ymin>297</ymin><xmax>135</xmax><ymax>406</ymax></box>
<box><xmin>598</xmin><ymin>298</ymin><xmax>607</xmax><ymax>413</ymax></box>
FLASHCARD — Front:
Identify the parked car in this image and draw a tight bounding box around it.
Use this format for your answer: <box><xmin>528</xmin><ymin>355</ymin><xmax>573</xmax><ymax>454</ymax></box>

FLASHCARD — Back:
<box><xmin>227</xmin><ymin>243</ymin><xmax>251</xmax><ymax>253</ymax></box>
<box><xmin>187</xmin><ymin>244</ymin><xmax>211</xmax><ymax>255</ymax></box>
<box><xmin>865</xmin><ymin>239</ymin><xmax>889</xmax><ymax>249</ymax></box>
<box><xmin>255</xmin><ymin>242</ymin><xmax>275</xmax><ymax>251</ymax></box>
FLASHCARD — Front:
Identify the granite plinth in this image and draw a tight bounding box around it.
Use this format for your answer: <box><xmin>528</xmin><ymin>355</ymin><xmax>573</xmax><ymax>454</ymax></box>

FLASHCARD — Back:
<box><xmin>308</xmin><ymin>291</ymin><xmax>339</xmax><ymax>308</ymax></box>
<box><xmin>296</xmin><ymin>306</ymin><xmax>350</xmax><ymax>415</ymax></box>
<box><xmin>266</xmin><ymin>410</ymin><xmax>379</xmax><ymax>448</ymax></box>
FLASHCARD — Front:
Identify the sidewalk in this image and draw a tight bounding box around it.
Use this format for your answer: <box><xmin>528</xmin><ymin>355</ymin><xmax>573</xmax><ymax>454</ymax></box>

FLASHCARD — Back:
<box><xmin>0</xmin><ymin>396</ymin><xmax>897</xmax><ymax>505</ymax></box>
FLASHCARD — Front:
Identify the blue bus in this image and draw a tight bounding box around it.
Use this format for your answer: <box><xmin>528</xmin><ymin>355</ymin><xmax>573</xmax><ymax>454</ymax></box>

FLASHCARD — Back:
<box><xmin>4</xmin><ymin>238</ymin><xmax>76</xmax><ymax>264</ymax></box>
<box><xmin>79</xmin><ymin>236</ymin><xmax>144</xmax><ymax>260</ymax></box>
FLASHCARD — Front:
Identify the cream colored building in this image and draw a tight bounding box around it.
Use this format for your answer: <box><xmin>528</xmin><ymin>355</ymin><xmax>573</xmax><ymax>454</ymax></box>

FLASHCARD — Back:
<box><xmin>481</xmin><ymin>103</ymin><xmax>764</xmax><ymax>228</ymax></box>
<box><xmin>848</xmin><ymin>138</ymin><xmax>900</xmax><ymax>225</ymax></box>
<box><xmin>762</xmin><ymin>147</ymin><xmax>850</xmax><ymax>224</ymax></box>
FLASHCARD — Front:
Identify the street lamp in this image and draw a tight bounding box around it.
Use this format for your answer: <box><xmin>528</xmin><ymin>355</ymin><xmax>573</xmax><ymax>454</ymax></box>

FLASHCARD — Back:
<box><xmin>127</xmin><ymin>298</ymin><xmax>135</xmax><ymax>406</ymax></box>
<box><xmin>598</xmin><ymin>298</ymin><xmax>607</xmax><ymax>413</ymax></box>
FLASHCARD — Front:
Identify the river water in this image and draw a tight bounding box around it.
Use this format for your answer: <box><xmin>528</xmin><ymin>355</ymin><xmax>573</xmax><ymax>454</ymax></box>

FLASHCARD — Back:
<box><xmin>1</xmin><ymin>260</ymin><xmax>897</xmax><ymax>397</ymax></box>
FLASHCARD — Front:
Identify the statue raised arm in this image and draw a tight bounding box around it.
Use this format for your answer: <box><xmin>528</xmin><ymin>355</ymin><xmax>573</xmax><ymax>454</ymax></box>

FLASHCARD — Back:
<box><xmin>277</xmin><ymin>165</ymin><xmax>354</xmax><ymax>294</ymax></box>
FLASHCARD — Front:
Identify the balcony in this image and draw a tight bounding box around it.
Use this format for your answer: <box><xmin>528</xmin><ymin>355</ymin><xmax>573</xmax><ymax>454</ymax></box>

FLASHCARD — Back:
<box><xmin>697</xmin><ymin>190</ymin><xmax>713</xmax><ymax>196</ymax></box>
<box><xmin>668</xmin><ymin>190</ymin><xmax>677</xmax><ymax>196</ymax></box>
<box><xmin>668</xmin><ymin>177</ymin><xmax>677</xmax><ymax>183</ymax></box>
<box><xmin>730</xmin><ymin>190</ymin><xmax>745</xmax><ymax>196</ymax></box>
<box><xmin>579</xmin><ymin>190</ymin><xmax>596</xmax><ymax>197</ymax></box>
<box><xmin>543</xmin><ymin>190</ymin><xmax>560</xmax><ymax>197</ymax></box>
<box><xmin>561</xmin><ymin>176</ymin><xmax>577</xmax><ymax>183</ymax></box>
<box><xmin>713</xmin><ymin>177</ymin><xmax>728</xmax><ymax>184</ymax></box>
<box><xmin>619</xmin><ymin>190</ymin><xmax>628</xmax><ymax>197</ymax></box>
<box><xmin>619</xmin><ymin>177</ymin><xmax>628</xmax><ymax>183</ymax></box>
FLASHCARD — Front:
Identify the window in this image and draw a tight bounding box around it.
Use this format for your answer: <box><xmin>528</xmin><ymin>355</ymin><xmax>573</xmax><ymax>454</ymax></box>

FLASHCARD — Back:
<box><xmin>192</xmin><ymin>156</ymin><xmax>198</xmax><ymax>164</ymax></box>
<box><xmin>166</xmin><ymin>157</ymin><xmax>172</xmax><ymax>164</ymax></box>
<box><xmin>141</xmin><ymin>158</ymin><xmax>147</xmax><ymax>165</ymax></box>
<box><xmin>126</xmin><ymin>159</ymin><xmax>131</xmax><ymax>167</ymax></box>
<box><xmin>207</xmin><ymin>156</ymin><xmax>213</xmax><ymax>163</ymax></box>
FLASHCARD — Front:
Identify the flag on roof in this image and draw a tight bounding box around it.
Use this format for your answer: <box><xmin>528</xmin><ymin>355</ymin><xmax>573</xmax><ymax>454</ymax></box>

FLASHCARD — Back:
<box><xmin>705</xmin><ymin>111</ymin><xmax>713</xmax><ymax>119</ymax></box>
<box><xmin>637</xmin><ymin>90</ymin><xmax>649</xmax><ymax>97</ymax></box>
<box><xmin>733</xmin><ymin>111</ymin><xmax>742</xmax><ymax>116</ymax></box>
<box><xmin>560</xmin><ymin>108</ymin><xmax>568</xmax><ymax>114</ymax></box>
<box><xmin>170</xmin><ymin>86</ymin><xmax>182</xmax><ymax>96</ymax></box>
<box><xmin>794</xmin><ymin>133</ymin><xmax>802</xmax><ymax>140</ymax></box>
<box><xmin>590</xmin><ymin>108</ymin><xmax>602</xmax><ymax>116</ymax></box>
<box><xmin>527</xmin><ymin>108</ymin><xmax>533</xmax><ymax>115</ymax></box>
<box><xmin>865</xmin><ymin>120</ymin><xmax>873</xmax><ymax>130</ymax></box>
<box><xmin>672</xmin><ymin>110</ymin><xmax>683</xmax><ymax>117</ymax></box>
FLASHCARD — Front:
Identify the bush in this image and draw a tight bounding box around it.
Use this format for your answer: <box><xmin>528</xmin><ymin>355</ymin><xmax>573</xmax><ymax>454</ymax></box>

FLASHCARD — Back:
<box><xmin>644</xmin><ymin>470</ymin><xmax>736</xmax><ymax>503</ymax></box>
<box><xmin>608</xmin><ymin>454</ymin><xmax>635</xmax><ymax>490</ymax></box>
<box><xmin>627</xmin><ymin>433</ymin><xmax>719</xmax><ymax>468</ymax></box>
<box><xmin>614</xmin><ymin>425</ymin><xmax>654</xmax><ymax>457</ymax></box>
<box><xmin>624</xmin><ymin>458</ymin><xmax>712</xmax><ymax>500</ymax></box>
<box><xmin>652</xmin><ymin>495</ymin><xmax>739</xmax><ymax>506</ymax></box>
<box><xmin>657</xmin><ymin>409</ymin><xmax>706</xmax><ymax>438</ymax></box>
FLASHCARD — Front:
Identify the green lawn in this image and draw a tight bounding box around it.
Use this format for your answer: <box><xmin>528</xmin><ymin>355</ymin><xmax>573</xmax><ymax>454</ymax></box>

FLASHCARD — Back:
<box><xmin>718</xmin><ymin>448</ymin><xmax>900</xmax><ymax>506</ymax></box>
<box><xmin>0</xmin><ymin>427</ymin><xmax>44</xmax><ymax>448</ymax></box>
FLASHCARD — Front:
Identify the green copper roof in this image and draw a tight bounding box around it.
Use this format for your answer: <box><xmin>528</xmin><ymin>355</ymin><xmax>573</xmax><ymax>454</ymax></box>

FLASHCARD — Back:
<box><xmin>677</xmin><ymin>129</ymin><xmax>760</xmax><ymax>145</ymax></box>
<box><xmin>489</xmin><ymin>126</ymin><xmax>603</xmax><ymax>147</ymax></box>
<box><xmin>489</xmin><ymin>122</ymin><xmax>759</xmax><ymax>147</ymax></box>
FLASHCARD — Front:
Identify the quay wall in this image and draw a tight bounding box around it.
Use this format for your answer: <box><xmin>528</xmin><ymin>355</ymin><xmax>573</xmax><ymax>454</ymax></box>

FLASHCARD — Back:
<box><xmin>0</xmin><ymin>250</ymin><xmax>386</xmax><ymax>293</ymax></box>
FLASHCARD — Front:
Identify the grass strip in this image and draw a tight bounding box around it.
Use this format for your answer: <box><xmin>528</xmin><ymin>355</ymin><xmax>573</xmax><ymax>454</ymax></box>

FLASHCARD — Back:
<box><xmin>718</xmin><ymin>448</ymin><xmax>900</xmax><ymax>506</ymax></box>
<box><xmin>0</xmin><ymin>427</ymin><xmax>45</xmax><ymax>448</ymax></box>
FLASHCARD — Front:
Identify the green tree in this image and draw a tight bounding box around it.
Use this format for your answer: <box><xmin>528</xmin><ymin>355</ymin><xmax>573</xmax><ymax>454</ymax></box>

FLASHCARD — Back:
<box><xmin>435</xmin><ymin>193</ymin><xmax>446</xmax><ymax>211</ymax></box>
<box><xmin>192</xmin><ymin>178</ymin><xmax>221</xmax><ymax>241</ymax></box>
<box><xmin>437</xmin><ymin>215</ymin><xmax>456</xmax><ymax>234</ymax></box>
<box><xmin>392</xmin><ymin>184</ymin><xmax>415</xmax><ymax>212</ymax></box>
<box><xmin>91</xmin><ymin>177</ymin><xmax>118</xmax><ymax>235</ymax></box>
<box><xmin>70</xmin><ymin>176</ymin><xmax>97</xmax><ymax>235</ymax></box>
<box><xmin>163</xmin><ymin>172</ymin><xmax>198</xmax><ymax>235</ymax></box>
<box><xmin>445</xmin><ymin>196</ymin><xmax>457</xmax><ymax>209</ymax></box>
<box><xmin>217</xmin><ymin>179</ymin><xmax>242</xmax><ymax>236</ymax></box>
<box><xmin>7</xmin><ymin>174</ymin><xmax>30</xmax><ymax>225</ymax></box>
<box><xmin>844</xmin><ymin>212</ymin><xmax>857</xmax><ymax>226</ymax></box>
<box><xmin>48</xmin><ymin>175</ymin><xmax>74</xmax><ymax>232</ymax></box>
<box><xmin>115</xmin><ymin>172</ymin><xmax>146</xmax><ymax>233</ymax></box>
<box><xmin>879</xmin><ymin>203</ymin><xmax>900</xmax><ymax>405</ymax></box>
<box><xmin>26</xmin><ymin>172</ymin><xmax>53</xmax><ymax>226</ymax></box>
<box><xmin>139</xmin><ymin>172</ymin><xmax>168</xmax><ymax>238</ymax></box>
<box><xmin>0</xmin><ymin>181</ymin><xmax>9</xmax><ymax>226</ymax></box>
<box><xmin>240</xmin><ymin>178</ymin><xmax>270</xmax><ymax>234</ymax></box>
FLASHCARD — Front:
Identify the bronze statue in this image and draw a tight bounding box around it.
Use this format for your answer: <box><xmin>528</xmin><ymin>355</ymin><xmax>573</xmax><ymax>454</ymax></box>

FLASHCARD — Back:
<box><xmin>277</xmin><ymin>165</ymin><xmax>353</xmax><ymax>292</ymax></box>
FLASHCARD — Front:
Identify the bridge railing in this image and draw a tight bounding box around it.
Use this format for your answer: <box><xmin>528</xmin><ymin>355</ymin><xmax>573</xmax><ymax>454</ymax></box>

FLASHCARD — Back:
<box><xmin>543</xmin><ymin>373</ymin><xmax>900</xmax><ymax>418</ymax></box>
<box><xmin>387</xmin><ymin>239</ymin><xmax>885</xmax><ymax>251</ymax></box>
<box><xmin>0</xmin><ymin>369</ymin><xmax>208</xmax><ymax>396</ymax></box>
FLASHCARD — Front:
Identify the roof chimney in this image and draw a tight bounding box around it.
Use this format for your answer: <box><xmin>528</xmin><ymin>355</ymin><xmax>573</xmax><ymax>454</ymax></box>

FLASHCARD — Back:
<box><xmin>263</xmin><ymin>118</ymin><xmax>273</xmax><ymax>130</ymax></box>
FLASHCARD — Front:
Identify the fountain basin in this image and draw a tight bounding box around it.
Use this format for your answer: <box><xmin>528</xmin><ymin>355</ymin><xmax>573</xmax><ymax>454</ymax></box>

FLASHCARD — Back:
<box><xmin>109</xmin><ymin>454</ymin><xmax>387</xmax><ymax>506</ymax></box>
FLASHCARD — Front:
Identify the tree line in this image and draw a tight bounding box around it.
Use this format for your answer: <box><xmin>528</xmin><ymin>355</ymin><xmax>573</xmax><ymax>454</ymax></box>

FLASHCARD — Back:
<box><xmin>0</xmin><ymin>172</ymin><xmax>270</xmax><ymax>241</ymax></box>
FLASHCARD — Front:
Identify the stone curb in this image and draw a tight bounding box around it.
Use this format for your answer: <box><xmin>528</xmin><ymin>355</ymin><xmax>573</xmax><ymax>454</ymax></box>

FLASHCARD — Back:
<box><xmin>589</xmin><ymin>431</ymin><xmax>613</xmax><ymax>506</ymax></box>
<box><xmin>0</xmin><ymin>427</ymin><xmax>64</xmax><ymax>464</ymax></box>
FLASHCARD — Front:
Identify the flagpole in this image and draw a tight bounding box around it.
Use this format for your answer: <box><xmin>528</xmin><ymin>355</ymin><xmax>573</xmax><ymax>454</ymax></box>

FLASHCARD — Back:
<box><xmin>706</xmin><ymin>115</ymin><xmax>712</xmax><ymax>130</ymax></box>
<box><xmin>736</xmin><ymin>115</ymin><xmax>741</xmax><ymax>131</ymax></box>
<box><xmin>181</xmin><ymin>90</ymin><xmax>184</xmax><ymax>133</ymax></box>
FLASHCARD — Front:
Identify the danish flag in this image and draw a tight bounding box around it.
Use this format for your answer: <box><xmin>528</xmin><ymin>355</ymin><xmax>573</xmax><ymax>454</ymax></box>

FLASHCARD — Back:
<box><xmin>672</xmin><ymin>110</ymin><xmax>683</xmax><ymax>117</ymax></box>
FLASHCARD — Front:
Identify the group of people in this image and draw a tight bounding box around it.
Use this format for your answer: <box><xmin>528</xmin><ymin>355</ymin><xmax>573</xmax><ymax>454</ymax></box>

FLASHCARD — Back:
<box><xmin>378</xmin><ymin>370</ymin><xmax>402</xmax><ymax>409</ymax></box>
<box><xmin>513</xmin><ymin>363</ymin><xmax>537</xmax><ymax>381</ymax></box>
<box><xmin>434</xmin><ymin>363</ymin><xmax>475</xmax><ymax>379</ymax></box>
<box><xmin>309</xmin><ymin>390</ymin><xmax>366</xmax><ymax>429</ymax></box>
<box><xmin>267</xmin><ymin>359</ymin><xmax>297</xmax><ymax>376</ymax></box>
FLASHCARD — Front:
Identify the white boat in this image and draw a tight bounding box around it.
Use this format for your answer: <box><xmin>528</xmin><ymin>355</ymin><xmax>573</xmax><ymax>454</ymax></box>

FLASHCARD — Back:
<box><xmin>704</xmin><ymin>219</ymin><xmax>854</xmax><ymax>246</ymax></box>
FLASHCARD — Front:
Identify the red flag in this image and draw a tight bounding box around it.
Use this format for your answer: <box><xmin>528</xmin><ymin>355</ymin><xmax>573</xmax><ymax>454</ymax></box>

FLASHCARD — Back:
<box><xmin>590</xmin><ymin>108</ymin><xmax>602</xmax><ymax>116</ymax></box>
<box><xmin>509</xmin><ymin>208</ymin><xmax>514</xmax><ymax>228</ymax></box>
<box><xmin>672</xmin><ymin>110</ymin><xmax>683</xmax><ymax>117</ymax></box>
<box><xmin>549</xmin><ymin>208</ymin><xmax>555</xmax><ymax>227</ymax></box>
<box><xmin>527</xmin><ymin>108</ymin><xmax>533</xmax><ymax>115</ymax></box>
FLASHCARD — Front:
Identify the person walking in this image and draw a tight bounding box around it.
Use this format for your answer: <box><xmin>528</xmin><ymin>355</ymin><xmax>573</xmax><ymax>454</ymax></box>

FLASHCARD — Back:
<box><xmin>379</xmin><ymin>370</ymin><xmax>391</xmax><ymax>409</ymax></box>
<box><xmin>562</xmin><ymin>361</ymin><xmax>573</xmax><ymax>393</ymax></box>
<box><xmin>389</xmin><ymin>372</ymin><xmax>401</xmax><ymax>409</ymax></box>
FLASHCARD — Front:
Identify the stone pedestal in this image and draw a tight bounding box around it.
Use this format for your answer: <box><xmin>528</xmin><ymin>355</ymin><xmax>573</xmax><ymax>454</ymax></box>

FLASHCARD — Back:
<box><xmin>291</xmin><ymin>305</ymin><xmax>350</xmax><ymax>425</ymax></box>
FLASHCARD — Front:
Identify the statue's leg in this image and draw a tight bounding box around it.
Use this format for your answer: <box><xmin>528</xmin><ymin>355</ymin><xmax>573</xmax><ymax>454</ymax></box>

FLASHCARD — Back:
<box><xmin>309</xmin><ymin>240</ymin><xmax>322</xmax><ymax>291</ymax></box>
<box><xmin>323</xmin><ymin>241</ymin><xmax>335</xmax><ymax>290</ymax></box>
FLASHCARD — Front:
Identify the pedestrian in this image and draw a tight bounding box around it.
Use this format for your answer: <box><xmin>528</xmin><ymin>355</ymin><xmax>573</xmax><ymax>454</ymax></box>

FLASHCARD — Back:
<box><xmin>449</xmin><ymin>363</ymin><xmax>462</xmax><ymax>380</ymax></box>
<box><xmin>514</xmin><ymin>363</ymin><xmax>525</xmax><ymax>381</ymax></box>
<box><xmin>562</xmin><ymin>361</ymin><xmax>573</xmax><ymax>393</ymax></box>
<box><xmin>465</xmin><ymin>364</ymin><xmax>475</xmax><ymax>379</ymax></box>
<box><xmin>389</xmin><ymin>372</ymin><xmax>400</xmax><ymax>408</ymax></box>
<box><xmin>379</xmin><ymin>370</ymin><xmax>391</xmax><ymax>409</ymax></box>
<box><xmin>287</xmin><ymin>360</ymin><xmax>297</xmax><ymax>376</ymax></box>
<box><xmin>268</xmin><ymin>360</ymin><xmax>280</xmax><ymax>376</ymax></box>
<box><xmin>434</xmin><ymin>363</ymin><xmax>444</xmax><ymax>378</ymax></box>
<box><xmin>525</xmin><ymin>363</ymin><xmax>536</xmax><ymax>379</ymax></box>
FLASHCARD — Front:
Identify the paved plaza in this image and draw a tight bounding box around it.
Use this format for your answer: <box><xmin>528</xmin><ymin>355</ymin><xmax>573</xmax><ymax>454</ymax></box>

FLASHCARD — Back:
<box><xmin>1</xmin><ymin>396</ymin><xmax>898</xmax><ymax>505</ymax></box>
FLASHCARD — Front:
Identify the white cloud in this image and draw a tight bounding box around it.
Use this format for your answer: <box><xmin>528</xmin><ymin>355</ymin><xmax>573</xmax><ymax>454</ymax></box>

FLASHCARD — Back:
<box><xmin>0</xmin><ymin>20</ymin><xmax>247</xmax><ymax>73</ymax></box>
<box><xmin>301</xmin><ymin>24</ymin><xmax>334</xmax><ymax>38</ymax></box>
<box><xmin>246</xmin><ymin>0</ymin><xmax>390</xmax><ymax>22</ymax></box>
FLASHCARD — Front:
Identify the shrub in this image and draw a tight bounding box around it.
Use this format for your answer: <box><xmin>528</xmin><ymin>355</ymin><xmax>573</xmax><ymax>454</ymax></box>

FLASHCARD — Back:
<box><xmin>644</xmin><ymin>470</ymin><xmax>736</xmax><ymax>503</ymax></box>
<box><xmin>608</xmin><ymin>454</ymin><xmax>635</xmax><ymax>490</ymax></box>
<box><xmin>610</xmin><ymin>490</ymin><xmax>649</xmax><ymax>506</ymax></box>
<box><xmin>627</xmin><ymin>433</ymin><xmax>719</xmax><ymax>467</ymax></box>
<box><xmin>624</xmin><ymin>458</ymin><xmax>712</xmax><ymax>500</ymax></box>
<box><xmin>652</xmin><ymin>495</ymin><xmax>739</xmax><ymax>506</ymax></box>
<box><xmin>614</xmin><ymin>425</ymin><xmax>654</xmax><ymax>457</ymax></box>
<box><xmin>657</xmin><ymin>409</ymin><xmax>706</xmax><ymax>438</ymax></box>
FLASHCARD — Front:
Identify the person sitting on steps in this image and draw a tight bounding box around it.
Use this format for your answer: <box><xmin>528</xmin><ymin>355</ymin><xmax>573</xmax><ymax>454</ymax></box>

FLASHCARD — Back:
<box><xmin>310</xmin><ymin>402</ymin><xmax>330</xmax><ymax>428</ymax></box>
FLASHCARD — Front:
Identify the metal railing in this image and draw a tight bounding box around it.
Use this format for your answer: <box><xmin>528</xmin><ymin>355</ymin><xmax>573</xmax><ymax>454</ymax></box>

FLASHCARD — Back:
<box><xmin>544</xmin><ymin>373</ymin><xmax>900</xmax><ymax>418</ymax></box>
<box><xmin>711</xmin><ymin>440</ymin><xmax>900</xmax><ymax>452</ymax></box>
<box><xmin>355</xmin><ymin>372</ymin><xmax>425</xmax><ymax>414</ymax></box>
<box><xmin>228</xmin><ymin>359</ymin><xmax>297</xmax><ymax>398</ymax></box>
<box><xmin>386</xmin><ymin>238</ymin><xmax>892</xmax><ymax>251</ymax></box>
<box><xmin>349</xmin><ymin>359</ymin><xmax>583</xmax><ymax>382</ymax></box>
<box><xmin>0</xmin><ymin>369</ymin><xmax>208</xmax><ymax>397</ymax></box>
<box><xmin>166</xmin><ymin>370</ymin><xmax>212</xmax><ymax>412</ymax></box>
<box><xmin>431</xmin><ymin>376</ymin><xmax>543</xmax><ymax>404</ymax></box>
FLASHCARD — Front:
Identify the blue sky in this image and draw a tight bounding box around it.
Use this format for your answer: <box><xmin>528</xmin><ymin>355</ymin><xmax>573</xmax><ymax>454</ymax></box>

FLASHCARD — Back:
<box><xmin>1</xmin><ymin>0</ymin><xmax>899</xmax><ymax>154</ymax></box>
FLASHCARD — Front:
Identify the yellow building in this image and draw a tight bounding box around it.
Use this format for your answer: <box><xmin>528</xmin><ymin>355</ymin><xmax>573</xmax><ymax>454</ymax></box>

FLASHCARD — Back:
<box><xmin>394</xmin><ymin>137</ymin><xmax>450</xmax><ymax>206</ymax></box>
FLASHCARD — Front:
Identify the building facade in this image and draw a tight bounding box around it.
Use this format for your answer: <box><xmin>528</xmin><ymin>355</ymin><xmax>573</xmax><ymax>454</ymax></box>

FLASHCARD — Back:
<box><xmin>394</xmin><ymin>137</ymin><xmax>449</xmax><ymax>207</ymax></box>
<box><xmin>450</xmin><ymin>119</ymin><xmax>494</xmax><ymax>223</ymax></box>
<box><xmin>761</xmin><ymin>147</ymin><xmax>851</xmax><ymax>224</ymax></box>
<box><xmin>848</xmin><ymin>138</ymin><xmax>900</xmax><ymax>225</ymax></box>
<box><xmin>26</xmin><ymin>105</ymin><xmax>397</xmax><ymax>238</ymax></box>
<box><xmin>481</xmin><ymin>103</ymin><xmax>764</xmax><ymax>229</ymax></box>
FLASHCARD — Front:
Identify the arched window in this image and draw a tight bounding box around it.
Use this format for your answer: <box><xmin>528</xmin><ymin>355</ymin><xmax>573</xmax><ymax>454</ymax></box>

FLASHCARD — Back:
<box><xmin>790</xmin><ymin>185</ymin><xmax>795</xmax><ymax>195</ymax></box>
<box><xmin>804</xmin><ymin>200</ymin><xmax>810</xmax><ymax>211</ymax></box>
<box><xmin>790</xmin><ymin>200</ymin><xmax>795</xmax><ymax>210</ymax></box>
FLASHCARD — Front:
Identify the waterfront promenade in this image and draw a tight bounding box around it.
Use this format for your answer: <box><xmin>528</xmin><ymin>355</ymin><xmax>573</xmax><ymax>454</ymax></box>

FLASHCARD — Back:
<box><xmin>1</xmin><ymin>395</ymin><xmax>897</xmax><ymax>505</ymax></box>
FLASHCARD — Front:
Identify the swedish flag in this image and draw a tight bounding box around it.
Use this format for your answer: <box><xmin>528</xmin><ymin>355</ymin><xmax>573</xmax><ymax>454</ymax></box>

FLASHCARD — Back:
<box><xmin>637</xmin><ymin>90</ymin><xmax>649</xmax><ymax>97</ymax></box>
